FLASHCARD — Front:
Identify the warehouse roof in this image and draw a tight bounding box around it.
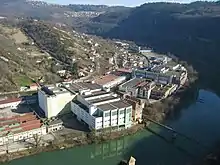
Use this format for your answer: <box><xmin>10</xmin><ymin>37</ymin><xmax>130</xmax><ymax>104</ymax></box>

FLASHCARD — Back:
<box><xmin>121</xmin><ymin>78</ymin><xmax>144</xmax><ymax>89</ymax></box>
<box><xmin>89</xmin><ymin>96</ymin><xmax>119</xmax><ymax>104</ymax></box>
<box><xmin>97</xmin><ymin>103</ymin><xmax>117</xmax><ymax>111</ymax></box>
<box><xmin>0</xmin><ymin>98</ymin><xmax>22</xmax><ymax>105</ymax></box>
<box><xmin>69</xmin><ymin>82</ymin><xmax>102</xmax><ymax>92</ymax></box>
<box><xmin>110</xmin><ymin>100</ymin><xmax>131</xmax><ymax>109</ymax></box>
<box><xmin>94</xmin><ymin>74</ymin><xmax>120</xmax><ymax>86</ymax></box>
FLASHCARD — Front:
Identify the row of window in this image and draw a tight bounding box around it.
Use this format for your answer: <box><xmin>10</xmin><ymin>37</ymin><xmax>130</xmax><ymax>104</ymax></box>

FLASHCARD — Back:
<box><xmin>104</xmin><ymin>108</ymin><xmax>132</xmax><ymax>117</ymax></box>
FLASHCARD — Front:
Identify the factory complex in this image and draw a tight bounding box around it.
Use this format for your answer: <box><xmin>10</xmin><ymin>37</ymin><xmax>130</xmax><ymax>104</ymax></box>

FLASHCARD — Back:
<box><xmin>0</xmin><ymin>54</ymin><xmax>188</xmax><ymax>147</ymax></box>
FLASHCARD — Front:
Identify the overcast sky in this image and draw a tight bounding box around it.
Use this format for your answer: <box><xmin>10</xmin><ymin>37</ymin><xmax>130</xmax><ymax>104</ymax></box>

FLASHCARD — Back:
<box><xmin>42</xmin><ymin>0</ymin><xmax>215</xmax><ymax>7</ymax></box>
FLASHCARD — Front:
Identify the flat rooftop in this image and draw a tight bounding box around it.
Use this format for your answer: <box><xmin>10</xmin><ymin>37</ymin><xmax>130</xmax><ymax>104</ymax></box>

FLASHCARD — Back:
<box><xmin>110</xmin><ymin>100</ymin><xmax>131</xmax><ymax>109</ymax></box>
<box><xmin>97</xmin><ymin>100</ymin><xmax>131</xmax><ymax>112</ymax></box>
<box><xmin>121</xmin><ymin>78</ymin><xmax>144</xmax><ymax>89</ymax></box>
<box><xmin>94</xmin><ymin>74</ymin><xmax>119</xmax><ymax>86</ymax></box>
<box><xmin>82</xmin><ymin>91</ymin><xmax>110</xmax><ymax>99</ymax></box>
<box><xmin>89</xmin><ymin>96</ymin><xmax>119</xmax><ymax>104</ymax></box>
<box><xmin>97</xmin><ymin>103</ymin><xmax>117</xmax><ymax>111</ymax></box>
<box><xmin>40</xmin><ymin>86</ymin><xmax>69</xmax><ymax>96</ymax></box>
<box><xmin>69</xmin><ymin>82</ymin><xmax>102</xmax><ymax>93</ymax></box>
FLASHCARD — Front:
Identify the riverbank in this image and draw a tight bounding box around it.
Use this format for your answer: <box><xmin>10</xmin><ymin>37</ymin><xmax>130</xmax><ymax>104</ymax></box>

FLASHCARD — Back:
<box><xmin>0</xmin><ymin>124</ymin><xmax>145</xmax><ymax>163</ymax></box>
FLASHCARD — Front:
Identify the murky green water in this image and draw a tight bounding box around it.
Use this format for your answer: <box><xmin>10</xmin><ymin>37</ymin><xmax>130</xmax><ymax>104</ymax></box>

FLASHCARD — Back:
<box><xmin>4</xmin><ymin>89</ymin><xmax>220</xmax><ymax>165</ymax></box>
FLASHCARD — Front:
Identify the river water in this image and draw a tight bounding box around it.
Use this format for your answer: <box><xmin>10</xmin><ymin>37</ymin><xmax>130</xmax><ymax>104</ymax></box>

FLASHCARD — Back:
<box><xmin>4</xmin><ymin>89</ymin><xmax>220</xmax><ymax>165</ymax></box>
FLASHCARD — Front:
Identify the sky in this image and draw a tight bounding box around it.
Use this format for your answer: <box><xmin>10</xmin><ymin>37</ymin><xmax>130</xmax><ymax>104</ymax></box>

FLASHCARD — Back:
<box><xmin>42</xmin><ymin>0</ymin><xmax>215</xmax><ymax>7</ymax></box>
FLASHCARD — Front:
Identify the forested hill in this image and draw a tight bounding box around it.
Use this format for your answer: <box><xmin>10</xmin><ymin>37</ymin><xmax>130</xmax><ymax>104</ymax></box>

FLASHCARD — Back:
<box><xmin>86</xmin><ymin>2</ymin><xmax>220</xmax><ymax>92</ymax></box>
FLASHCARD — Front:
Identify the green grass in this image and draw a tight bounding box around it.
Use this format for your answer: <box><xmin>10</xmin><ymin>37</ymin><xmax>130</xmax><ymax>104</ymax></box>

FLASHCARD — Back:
<box><xmin>14</xmin><ymin>75</ymin><xmax>33</xmax><ymax>87</ymax></box>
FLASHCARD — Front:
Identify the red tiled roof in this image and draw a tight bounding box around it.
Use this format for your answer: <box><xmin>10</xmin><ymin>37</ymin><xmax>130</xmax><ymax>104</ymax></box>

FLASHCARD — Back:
<box><xmin>0</xmin><ymin>98</ymin><xmax>22</xmax><ymax>105</ymax></box>
<box><xmin>22</xmin><ymin>123</ymin><xmax>42</xmax><ymax>131</ymax></box>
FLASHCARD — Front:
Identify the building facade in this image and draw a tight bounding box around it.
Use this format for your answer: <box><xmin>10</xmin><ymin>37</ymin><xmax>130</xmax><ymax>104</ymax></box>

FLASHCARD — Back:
<box><xmin>0</xmin><ymin>113</ymin><xmax>47</xmax><ymax>146</ymax></box>
<box><xmin>119</xmin><ymin>78</ymin><xmax>155</xmax><ymax>99</ymax></box>
<box><xmin>124</xmin><ymin>95</ymin><xmax>144</xmax><ymax>122</ymax></box>
<box><xmin>38</xmin><ymin>86</ymin><xmax>76</xmax><ymax>118</ymax></box>
<box><xmin>71</xmin><ymin>91</ymin><xmax>133</xmax><ymax>131</ymax></box>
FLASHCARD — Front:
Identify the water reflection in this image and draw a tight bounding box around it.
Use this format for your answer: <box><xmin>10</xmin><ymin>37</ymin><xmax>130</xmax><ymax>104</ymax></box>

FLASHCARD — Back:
<box><xmin>90</xmin><ymin>136</ymin><xmax>130</xmax><ymax>160</ymax></box>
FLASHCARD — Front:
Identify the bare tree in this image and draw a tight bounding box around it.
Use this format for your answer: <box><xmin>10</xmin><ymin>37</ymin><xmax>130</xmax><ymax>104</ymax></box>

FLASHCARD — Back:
<box><xmin>33</xmin><ymin>134</ymin><xmax>41</xmax><ymax>148</ymax></box>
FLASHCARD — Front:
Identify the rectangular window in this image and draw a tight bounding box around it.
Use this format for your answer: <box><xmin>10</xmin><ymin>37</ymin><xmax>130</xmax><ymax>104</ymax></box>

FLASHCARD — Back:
<box><xmin>126</xmin><ymin>108</ymin><xmax>132</xmax><ymax>113</ymax></box>
<box><xmin>112</xmin><ymin>111</ymin><xmax>117</xmax><ymax>116</ymax></box>
<box><xmin>129</xmin><ymin>113</ymin><xmax>132</xmax><ymax>121</ymax></box>
<box><xmin>120</xmin><ymin>109</ymin><xmax>125</xmax><ymax>115</ymax></box>
<box><xmin>104</xmin><ymin>112</ymin><xmax>110</xmax><ymax>117</ymax></box>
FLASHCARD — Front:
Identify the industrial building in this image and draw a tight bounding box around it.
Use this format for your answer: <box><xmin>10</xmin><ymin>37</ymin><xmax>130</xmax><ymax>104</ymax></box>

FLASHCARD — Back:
<box><xmin>150</xmin><ymin>84</ymin><xmax>178</xmax><ymax>100</ymax></box>
<box><xmin>67</xmin><ymin>82</ymin><xmax>103</xmax><ymax>95</ymax></box>
<box><xmin>124</xmin><ymin>95</ymin><xmax>144</xmax><ymax>123</ymax></box>
<box><xmin>71</xmin><ymin>89</ymin><xmax>133</xmax><ymax>131</ymax></box>
<box><xmin>119</xmin><ymin>78</ymin><xmax>155</xmax><ymax>99</ymax></box>
<box><xmin>38</xmin><ymin>86</ymin><xmax>76</xmax><ymax>119</ymax></box>
<box><xmin>94</xmin><ymin>74</ymin><xmax>126</xmax><ymax>89</ymax></box>
<box><xmin>132</xmin><ymin>69</ymin><xmax>173</xmax><ymax>85</ymax></box>
<box><xmin>0</xmin><ymin>112</ymin><xmax>46</xmax><ymax>146</ymax></box>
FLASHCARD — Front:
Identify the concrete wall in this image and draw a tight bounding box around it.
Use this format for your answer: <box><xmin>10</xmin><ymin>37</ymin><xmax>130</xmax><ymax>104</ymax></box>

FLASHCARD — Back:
<box><xmin>71</xmin><ymin>101</ymin><xmax>94</xmax><ymax>128</ymax></box>
<box><xmin>38</xmin><ymin>90</ymin><xmax>48</xmax><ymax>116</ymax></box>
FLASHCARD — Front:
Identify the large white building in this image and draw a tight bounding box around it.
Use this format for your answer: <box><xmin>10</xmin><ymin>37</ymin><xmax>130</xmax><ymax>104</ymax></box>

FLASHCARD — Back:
<box><xmin>38</xmin><ymin>86</ymin><xmax>76</xmax><ymax>118</ymax></box>
<box><xmin>71</xmin><ymin>90</ymin><xmax>133</xmax><ymax>130</ymax></box>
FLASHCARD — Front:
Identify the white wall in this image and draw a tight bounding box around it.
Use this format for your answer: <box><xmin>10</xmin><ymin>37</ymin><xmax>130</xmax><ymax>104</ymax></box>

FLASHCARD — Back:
<box><xmin>39</xmin><ymin>90</ymin><xmax>76</xmax><ymax>118</ymax></box>
<box><xmin>71</xmin><ymin>101</ymin><xmax>94</xmax><ymax>128</ymax></box>
<box><xmin>38</xmin><ymin>90</ymin><xmax>48</xmax><ymax>116</ymax></box>
<box><xmin>48</xmin><ymin>123</ymin><xmax>63</xmax><ymax>133</ymax></box>
<box><xmin>71</xmin><ymin>99</ymin><xmax>133</xmax><ymax>131</ymax></box>
<box><xmin>94</xmin><ymin>116</ymin><xmax>103</xmax><ymax>129</ymax></box>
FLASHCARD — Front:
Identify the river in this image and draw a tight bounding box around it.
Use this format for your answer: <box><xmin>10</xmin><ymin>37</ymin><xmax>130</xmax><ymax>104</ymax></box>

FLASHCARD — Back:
<box><xmin>3</xmin><ymin>89</ymin><xmax>220</xmax><ymax>165</ymax></box>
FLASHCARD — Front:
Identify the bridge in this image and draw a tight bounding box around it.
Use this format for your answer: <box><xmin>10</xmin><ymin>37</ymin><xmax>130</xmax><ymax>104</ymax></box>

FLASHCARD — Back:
<box><xmin>143</xmin><ymin>115</ymin><xmax>210</xmax><ymax>150</ymax></box>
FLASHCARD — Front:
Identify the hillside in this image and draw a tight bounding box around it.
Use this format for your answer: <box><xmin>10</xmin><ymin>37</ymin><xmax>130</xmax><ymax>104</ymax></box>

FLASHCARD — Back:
<box><xmin>0</xmin><ymin>0</ymin><xmax>128</xmax><ymax>27</ymax></box>
<box><xmin>0</xmin><ymin>20</ymin><xmax>60</xmax><ymax>92</ymax></box>
<box><xmin>0</xmin><ymin>19</ymin><xmax>123</xmax><ymax>92</ymax></box>
<box><xmin>85</xmin><ymin>2</ymin><xmax>220</xmax><ymax>92</ymax></box>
